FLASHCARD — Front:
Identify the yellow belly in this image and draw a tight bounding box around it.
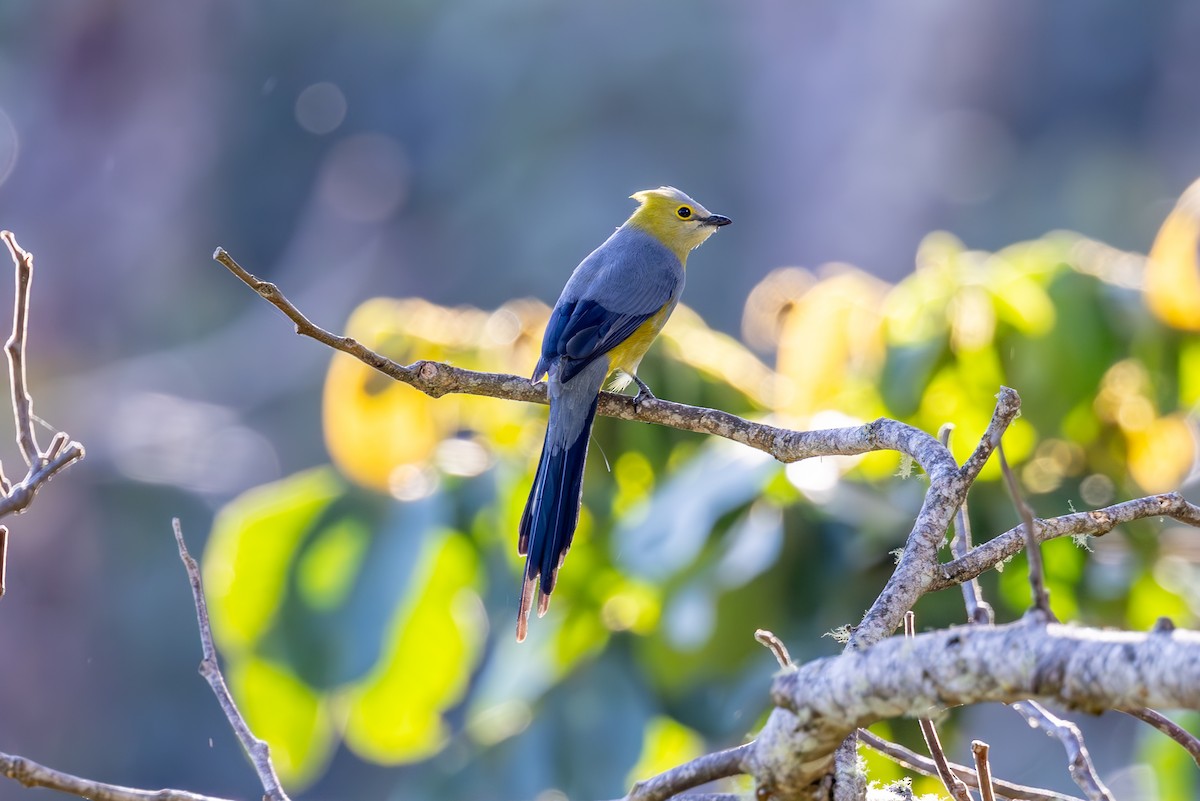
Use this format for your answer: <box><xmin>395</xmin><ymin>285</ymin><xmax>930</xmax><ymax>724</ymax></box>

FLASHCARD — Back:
<box><xmin>606</xmin><ymin>304</ymin><xmax>672</xmax><ymax>377</ymax></box>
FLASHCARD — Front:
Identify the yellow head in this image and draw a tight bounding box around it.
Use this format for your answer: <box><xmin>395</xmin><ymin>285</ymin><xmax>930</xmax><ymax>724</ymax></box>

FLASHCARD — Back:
<box><xmin>625</xmin><ymin>186</ymin><xmax>731</xmax><ymax>263</ymax></box>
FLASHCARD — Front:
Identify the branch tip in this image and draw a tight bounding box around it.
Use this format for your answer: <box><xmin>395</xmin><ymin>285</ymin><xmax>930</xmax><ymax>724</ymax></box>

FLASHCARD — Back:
<box><xmin>755</xmin><ymin>629</ymin><xmax>793</xmax><ymax>669</ymax></box>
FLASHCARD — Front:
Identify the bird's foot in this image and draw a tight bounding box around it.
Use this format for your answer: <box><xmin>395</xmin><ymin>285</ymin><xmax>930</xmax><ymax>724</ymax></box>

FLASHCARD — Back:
<box><xmin>631</xmin><ymin>375</ymin><xmax>657</xmax><ymax>412</ymax></box>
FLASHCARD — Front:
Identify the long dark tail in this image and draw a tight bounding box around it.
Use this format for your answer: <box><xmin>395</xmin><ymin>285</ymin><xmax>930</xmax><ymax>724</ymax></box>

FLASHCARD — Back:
<box><xmin>516</xmin><ymin>385</ymin><xmax>601</xmax><ymax>642</ymax></box>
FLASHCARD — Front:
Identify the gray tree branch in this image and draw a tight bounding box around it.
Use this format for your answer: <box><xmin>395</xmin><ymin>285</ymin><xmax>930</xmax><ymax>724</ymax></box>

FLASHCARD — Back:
<box><xmin>748</xmin><ymin>619</ymin><xmax>1200</xmax><ymax>797</ymax></box>
<box><xmin>933</xmin><ymin>492</ymin><xmax>1200</xmax><ymax>592</ymax></box>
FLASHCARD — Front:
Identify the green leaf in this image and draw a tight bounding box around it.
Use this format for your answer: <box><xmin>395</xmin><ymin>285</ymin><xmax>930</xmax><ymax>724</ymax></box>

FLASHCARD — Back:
<box><xmin>205</xmin><ymin>467</ymin><xmax>346</xmax><ymax>654</ymax></box>
<box><xmin>342</xmin><ymin>530</ymin><xmax>484</xmax><ymax>764</ymax></box>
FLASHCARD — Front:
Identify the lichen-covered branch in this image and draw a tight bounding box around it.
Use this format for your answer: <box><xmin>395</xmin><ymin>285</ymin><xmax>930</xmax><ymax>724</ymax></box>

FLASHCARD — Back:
<box><xmin>933</xmin><ymin>492</ymin><xmax>1200</xmax><ymax>591</ymax></box>
<box><xmin>747</xmin><ymin>619</ymin><xmax>1200</xmax><ymax>797</ymax></box>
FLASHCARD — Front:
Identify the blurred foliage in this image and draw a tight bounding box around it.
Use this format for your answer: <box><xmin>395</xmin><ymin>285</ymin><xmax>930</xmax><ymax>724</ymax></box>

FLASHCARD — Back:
<box><xmin>205</xmin><ymin>182</ymin><xmax>1200</xmax><ymax>797</ymax></box>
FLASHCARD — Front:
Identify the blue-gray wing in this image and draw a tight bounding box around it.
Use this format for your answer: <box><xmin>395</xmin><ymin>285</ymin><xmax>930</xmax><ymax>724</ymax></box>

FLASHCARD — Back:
<box><xmin>533</xmin><ymin>227</ymin><xmax>683</xmax><ymax>384</ymax></box>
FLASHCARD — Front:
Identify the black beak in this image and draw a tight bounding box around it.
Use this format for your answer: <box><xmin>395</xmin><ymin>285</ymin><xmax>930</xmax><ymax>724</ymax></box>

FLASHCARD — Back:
<box><xmin>700</xmin><ymin>214</ymin><xmax>732</xmax><ymax>227</ymax></box>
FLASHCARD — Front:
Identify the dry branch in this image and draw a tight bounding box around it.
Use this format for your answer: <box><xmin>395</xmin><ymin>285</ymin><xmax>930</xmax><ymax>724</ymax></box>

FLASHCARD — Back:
<box><xmin>0</xmin><ymin>753</ymin><xmax>235</xmax><ymax>801</ymax></box>
<box><xmin>1122</xmin><ymin>708</ymin><xmax>1200</xmax><ymax>766</ymax></box>
<box><xmin>1008</xmin><ymin>701</ymin><xmax>1111</xmax><ymax>801</ymax></box>
<box><xmin>0</xmin><ymin>232</ymin><xmax>85</xmax><ymax>530</ymax></box>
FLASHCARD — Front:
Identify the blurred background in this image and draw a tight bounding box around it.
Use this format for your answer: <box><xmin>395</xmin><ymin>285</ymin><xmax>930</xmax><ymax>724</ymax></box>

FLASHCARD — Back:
<box><xmin>0</xmin><ymin>1</ymin><xmax>1199</xmax><ymax>799</ymax></box>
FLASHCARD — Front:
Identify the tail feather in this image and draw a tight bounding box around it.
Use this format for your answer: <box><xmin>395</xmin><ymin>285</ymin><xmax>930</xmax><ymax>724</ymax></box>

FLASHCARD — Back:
<box><xmin>515</xmin><ymin>381</ymin><xmax>601</xmax><ymax>642</ymax></box>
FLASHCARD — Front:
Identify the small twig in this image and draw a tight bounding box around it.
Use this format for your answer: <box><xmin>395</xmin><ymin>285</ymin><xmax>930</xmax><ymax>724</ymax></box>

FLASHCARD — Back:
<box><xmin>0</xmin><ymin>751</ymin><xmax>235</xmax><ymax>801</ymax></box>
<box><xmin>857</xmin><ymin>730</ymin><xmax>1082</xmax><ymax>801</ymax></box>
<box><xmin>173</xmin><ymin>518</ymin><xmax>290</xmax><ymax>801</ymax></box>
<box><xmin>957</xmin><ymin>389</ymin><xmax>1021</xmax><ymax>484</ymax></box>
<box><xmin>996</xmin><ymin>442</ymin><xmax>1053</xmax><ymax>618</ymax></box>
<box><xmin>939</xmin><ymin>425</ymin><xmax>993</xmax><ymax>625</ymax></box>
<box><xmin>906</xmin><ymin>613</ymin><xmax>973</xmax><ymax>801</ymax></box>
<box><xmin>0</xmin><ymin>525</ymin><xmax>6</xmax><ymax>597</ymax></box>
<box><xmin>45</xmin><ymin>430</ymin><xmax>69</xmax><ymax>461</ymax></box>
<box><xmin>1010</xmin><ymin>701</ymin><xmax>1112</xmax><ymax>801</ymax></box>
<box><xmin>1122</xmin><ymin>708</ymin><xmax>1200</xmax><ymax>767</ymax></box>
<box><xmin>971</xmin><ymin>741</ymin><xmax>996</xmax><ymax>801</ymax></box>
<box><xmin>624</xmin><ymin>742</ymin><xmax>751</xmax><ymax>801</ymax></box>
<box><xmin>2</xmin><ymin>231</ymin><xmax>42</xmax><ymax>467</ymax></box>
<box><xmin>755</xmin><ymin>629</ymin><xmax>793</xmax><ymax>669</ymax></box>
<box><xmin>0</xmin><ymin>442</ymin><xmax>85</xmax><ymax>520</ymax></box>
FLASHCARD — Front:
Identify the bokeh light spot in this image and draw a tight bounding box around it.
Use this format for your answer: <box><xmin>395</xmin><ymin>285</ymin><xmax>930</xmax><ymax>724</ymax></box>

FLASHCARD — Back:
<box><xmin>295</xmin><ymin>82</ymin><xmax>347</xmax><ymax>135</ymax></box>
<box><xmin>318</xmin><ymin>133</ymin><xmax>409</xmax><ymax>222</ymax></box>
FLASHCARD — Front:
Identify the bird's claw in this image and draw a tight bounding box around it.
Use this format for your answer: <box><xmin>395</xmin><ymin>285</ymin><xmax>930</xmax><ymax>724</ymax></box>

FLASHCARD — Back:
<box><xmin>631</xmin><ymin>375</ymin><xmax>656</xmax><ymax>412</ymax></box>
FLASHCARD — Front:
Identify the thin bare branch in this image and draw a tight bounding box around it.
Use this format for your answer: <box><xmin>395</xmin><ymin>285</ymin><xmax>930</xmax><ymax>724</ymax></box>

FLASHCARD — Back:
<box><xmin>173</xmin><ymin>519</ymin><xmax>290</xmax><ymax>801</ymax></box>
<box><xmin>957</xmin><ymin>390</ymin><xmax>1018</xmax><ymax>484</ymax></box>
<box><xmin>756</xmin><ymin>629</ymin><xmax>793</xmax><ymax>669</ymax></box>
<box><xmin>0</xmin><ymin>232</ymin><xmax>84</xmax><ymax>601</ymax></box>
<box><xmin>971</xmin><ymin>741</ymin><xmax>996</xmax><ymax>801</ymax></box>
<box><xmin>907</xmin><ymin>613</ymin><xmax>973</xmax><ymax>801</ymax></box>
<box><xmin>0</xmin><ymin>442</ymin><xmax>85</xmax><ymax>519</ymax></box>
<box><xmin>939</xmin><ymin>426</ymin><xmax>993</xmax><ymax>625</ymax></box>
<box><xmin>857</xmin><ymin>730</ymin><xmax>1083</xmax><ymax>801</ymax></box>
<box><xmin>996</xmin><ymin>442</ymin><xmax>1052</xmax><ymax>617</ymax></box>
<box><xmin>933</xmin><ymin>492</ymin><xmax>1200</xmax><ymax>591</ymax></box>
<box><xmin>0</xmin><ymin>751</ymin><xmax>235</xmax><ymax>801</ymax></box>
<box><xmin>623</xmin><ymin>742</ymin><xmax>751</xmax><ymax>801</ymax></box>
<box><xmin>1121</xmin><ymin>708</ymin><xmax>1200</xmax><ymax>767</ymax></box>
<box><xmin>1009</xmin><ymin>701</ymin><xmax>1112</xmax><ymax>801</ymax></box>
<box><xmin>1</xmin><ymin>231</ymin><xmax>41</xmax><ymax>466</ymax></box>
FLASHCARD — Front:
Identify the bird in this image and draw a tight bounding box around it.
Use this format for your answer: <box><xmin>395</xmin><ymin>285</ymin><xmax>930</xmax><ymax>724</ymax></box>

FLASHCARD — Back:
<box><xmin>516</xmin><ymin>186</ymin><xmax>731</xmax><ymax>641</ymax></box>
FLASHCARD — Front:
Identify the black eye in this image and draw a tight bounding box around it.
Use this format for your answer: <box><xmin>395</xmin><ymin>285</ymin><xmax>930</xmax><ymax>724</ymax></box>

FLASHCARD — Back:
<box><xmin>677</xmin><ymin>206</ymin><xmax>692</xmax><ymax>219</ymax></box>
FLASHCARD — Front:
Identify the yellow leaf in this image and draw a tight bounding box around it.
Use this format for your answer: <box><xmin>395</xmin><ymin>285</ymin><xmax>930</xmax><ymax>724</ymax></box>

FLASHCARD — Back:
<box><xmin>1146</xmin><ymin>178</ymin><xmax>1200</xmax><ymax>331</ymax></box>
<box><xmin>1127</xmin><ymin>413</ymin><xmax>1195</xmax><ymax>493</ymax></box>
<box><xmin>662</xmin><ymin>304</ymin><xmax>777</xmax><ymax>407</ymax></box>
<box><xmin>324</xmin><ymin>298</ymin><xmax>550</xmax><ymax>492</ymax></box>
<box><xmin>626</xmin><ymin>717</ymin><xmax>706</xmax><ymax>789</ymax></box>
<box><xmin>775</xmin><ymin>264</ymin><xmax>889</xmax><ymax>421</ymax></box>
<box><xmin>230</xmin><ymin>656</ymin><xmax>334</xmax><ymax>789</ymax></box>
